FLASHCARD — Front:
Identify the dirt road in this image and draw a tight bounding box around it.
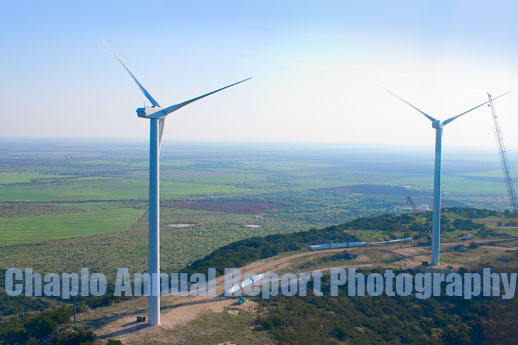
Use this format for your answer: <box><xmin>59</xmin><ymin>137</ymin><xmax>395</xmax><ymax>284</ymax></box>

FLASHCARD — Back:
<box><xmin>92</xmin><ymin>236</ymin><xmax>518</xmax><ymax>343</ymax></box>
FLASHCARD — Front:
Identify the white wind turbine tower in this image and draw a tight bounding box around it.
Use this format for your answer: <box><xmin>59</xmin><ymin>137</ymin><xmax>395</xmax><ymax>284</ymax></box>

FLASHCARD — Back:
<box><xmin>384</xmin><ymin>88</ymin><xmax>509</xmax><ymax>266</ymax></box>
<box><xmin>104</xmin><ymin>41</ymin><xmax>250</xmax><ymax>326</ymax></box>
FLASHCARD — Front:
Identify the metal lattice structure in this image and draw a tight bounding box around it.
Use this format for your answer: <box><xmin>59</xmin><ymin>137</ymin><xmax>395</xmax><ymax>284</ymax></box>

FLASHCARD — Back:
<box><xmin>487</xmin><ymin>92</ymin><xmax>518</xmax><ymax>227</ymax></box>
<box><xmin>407</xmin><ymin>196</ymin><xmax>418</xmax><ymax>212</ymax></box>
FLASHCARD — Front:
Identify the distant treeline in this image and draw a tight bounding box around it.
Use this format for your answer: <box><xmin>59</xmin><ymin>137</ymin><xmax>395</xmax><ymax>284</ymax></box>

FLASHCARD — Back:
<box><xmin>343</xmin><ymin>207</ymin><xmax>492</xmax><ymax>233</ymax></box>
<box><xmin>181</xmin><ymin>207</ymin><xmax>494</xmax><ymax>275</ymax></box>
<box><xmin>444</xmin><ymin>207</ymin><xmax>498</xmax><ymax>218</ymax></box>
<box><xmin>182</xmin><ymin>226</ymin><xmax>360</xmax><ymax>275</ymax></box>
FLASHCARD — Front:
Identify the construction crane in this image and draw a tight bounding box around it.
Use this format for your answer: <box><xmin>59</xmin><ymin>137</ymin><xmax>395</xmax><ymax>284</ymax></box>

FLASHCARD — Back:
<box><xmin>488</xmin><ymin>92</ymin><xmax>518</xmax><ymax>227</ymax></box>
<box><xmin>407</xmin><ymin>196</ymin><xmax>418</xmax><ymax>212</ymax></box>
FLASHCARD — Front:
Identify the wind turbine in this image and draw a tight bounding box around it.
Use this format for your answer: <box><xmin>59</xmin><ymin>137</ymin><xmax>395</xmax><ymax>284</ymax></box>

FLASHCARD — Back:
<box><xmin>104</xmin><ymin>41</ymin><xmax>250</xmax><ymax>326</ymax></box>
<box><xmin>384</xmin><ymin>88</ymin><xmax>509</xmax><ymax>266</ymax></box>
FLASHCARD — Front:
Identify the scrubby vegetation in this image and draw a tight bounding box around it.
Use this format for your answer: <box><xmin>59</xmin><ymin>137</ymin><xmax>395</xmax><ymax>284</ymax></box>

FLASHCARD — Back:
<box><xmin>344</xmin><ymin>208</ymin><xmax>490</xmax><ymax>234</ymax></box>
<box><xmin>182</xmin><ymin>226</ymin><xmax>360</xmax><ymax>275</ymax></box>
<box><xmin>106</xmin><ymin>340</ymin><xmax>123</xmax><ymax>345</ymax></box>
<box><xmin>178</xmin><ymin>207</ymin><xmax>517</xmax><ymax>344</ymax></box>
<box><xmin>319</xmin><ymin>250</ymin><xmax>357</xmax><ymax>263</ymax></box>
<box><xmin>0</xmin><ymin>207</ymin><xmax>511</xmax><ymax>343</ymax></box>
<box><xmin>0</xmin><ymin>141</ymin><xmax>514</xmax><ymax>343</ymax></box>
<box><xmin>0</xmin><ymin>284</ymin><xmax>130</xmax><ymax>343</ymax></box>
<box><xmin>0</xmin><ymin>293</ymin><xmax>57</xmax><ymax>317</ymax></box>
<box><xmin>0</xmin><ymin>306</ymin><xmax>95</xmax><ymax>344</ymax></box>
<box><xmin>182</xmin><ymin>207</ymin><xmax>494</xmax><ymax>275</ymax></box>
<box><xmin>256</xmin><ymin>269</ymin><xmax>518</xmax><ymax>345</ymax></box>
<box><xmin>444</xmin><ymin>208</ymin><xmax>498</xmax><ymax>219</ymax></box>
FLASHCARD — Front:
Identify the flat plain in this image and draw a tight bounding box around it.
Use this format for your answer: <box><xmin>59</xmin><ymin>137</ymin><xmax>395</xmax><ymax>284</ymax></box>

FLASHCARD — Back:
<box><xmin>0</xmin><ymin>139</ymin><xmax>513</xmax><ymax>277</ymax></box>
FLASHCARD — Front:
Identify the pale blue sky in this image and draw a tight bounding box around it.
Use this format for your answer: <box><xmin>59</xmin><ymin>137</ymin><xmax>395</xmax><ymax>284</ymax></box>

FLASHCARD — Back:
<box><xmin>1</xmin><ymin>0</ymin><xmax>517</xmax><ymax>148</ymax></box>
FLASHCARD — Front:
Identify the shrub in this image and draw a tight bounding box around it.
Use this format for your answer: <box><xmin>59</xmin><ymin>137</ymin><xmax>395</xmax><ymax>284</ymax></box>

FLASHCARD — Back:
<box><xmin>107</xmin><ymin>340</ymin><xmax>124</xmax><ymax>345</ymax></box>
<box><xmin>469</xmin><ymin>242</ymin><xmax>480</xmax><ymax>249</ymax></box>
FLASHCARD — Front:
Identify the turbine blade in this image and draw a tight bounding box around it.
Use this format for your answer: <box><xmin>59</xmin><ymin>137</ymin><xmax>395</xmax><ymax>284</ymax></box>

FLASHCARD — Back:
<box><xmin>159</xmin><ymin>118</ymin><xmax>165</xmax><ymax>149</ymax></box>
<box><xmin>162</xmin><ymin>78</ymin><xmax>252</xmax><ymax>116</ymax></box>
<box><xmin>103</xmin><ymin>41</ymin><xmax>161</xmax><ymax>108</ymax></box>
<box><xmin>381</xmin><ymin>87</ymin><xmax>438</xmax><ymax>122</ymax></box>
<box><xmin>442</xmin><ymin>91</ymin><xmax>511</xmax><ymax>126</ymax></box>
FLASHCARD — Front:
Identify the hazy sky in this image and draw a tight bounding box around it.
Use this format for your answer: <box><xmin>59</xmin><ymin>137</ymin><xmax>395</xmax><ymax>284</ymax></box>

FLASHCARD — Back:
<box><xmin>1</xmin><ymin>0</ymin><xmax>517</xmax><ymax>149</ymax></box>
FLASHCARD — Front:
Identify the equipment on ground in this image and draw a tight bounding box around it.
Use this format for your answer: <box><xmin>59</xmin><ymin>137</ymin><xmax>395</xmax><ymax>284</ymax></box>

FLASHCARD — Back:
<box><xmin>225</xmin><ymin>274</ymin><xmax>264</xmax><ymax>296</ymax></box>
<box><xmin>309</xmin><ymin>241</ymin><xmax>367</xmax><ymax>250</ymax></box>
<box><xmin>308</xmin><ymin>238</ymin><xmax>412</xmax><ymax>251</ymax></box>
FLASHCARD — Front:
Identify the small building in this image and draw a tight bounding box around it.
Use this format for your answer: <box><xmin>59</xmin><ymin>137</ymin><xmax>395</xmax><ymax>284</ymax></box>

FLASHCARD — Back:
<box><xmin>418</xmin><ymin>204</ymin><xmax>431</xmax><ymax>211</ymax></box>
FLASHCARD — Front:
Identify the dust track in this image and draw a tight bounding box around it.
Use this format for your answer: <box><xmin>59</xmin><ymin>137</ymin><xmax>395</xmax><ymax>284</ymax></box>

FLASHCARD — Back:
<box><xmin>93</xmin><ymin>236</ymin><xmax>518</xmax><ymax>343</ymax></box>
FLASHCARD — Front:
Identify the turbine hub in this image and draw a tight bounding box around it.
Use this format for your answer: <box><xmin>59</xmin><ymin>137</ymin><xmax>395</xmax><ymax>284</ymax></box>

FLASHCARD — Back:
<box><xmin>432</xmin><ymin>121</ymin><xmax>442</xmax><ymax>129</ymax></box>
<box><xmin>137</xmin><ymin>107</ymin><xmax>165</xmax><ymax>119</ymax></box>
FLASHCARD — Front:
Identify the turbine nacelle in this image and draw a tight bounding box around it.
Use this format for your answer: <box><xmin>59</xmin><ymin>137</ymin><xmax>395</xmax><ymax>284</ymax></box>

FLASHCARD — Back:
<box><xmin>137</xmin><ymin>106</ymin><xmax>165</xmax><ymax>119</ymax></box>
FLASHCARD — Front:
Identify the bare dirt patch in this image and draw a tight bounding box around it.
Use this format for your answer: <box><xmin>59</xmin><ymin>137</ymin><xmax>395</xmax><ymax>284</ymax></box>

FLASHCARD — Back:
<box><xmin>164</xmin><ymin>200</ymin><xmax>286</xmax><ymax>215</ymax></box>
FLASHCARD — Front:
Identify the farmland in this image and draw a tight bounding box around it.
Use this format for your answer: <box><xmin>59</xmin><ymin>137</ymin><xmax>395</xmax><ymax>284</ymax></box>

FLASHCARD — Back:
<box><xmin>0</xmin><ymin>139</ymin><xmax>514</xmax><ymax>278</ymax></box>
<box><xmin>0</xmin><ymin>207</ymin><xmax>145</xmax><ymax>244</ymax></box>
<box><xmin>0</xmin><ymin>136</ymin><xmax>517</xmax><ymax>345</ymax></box>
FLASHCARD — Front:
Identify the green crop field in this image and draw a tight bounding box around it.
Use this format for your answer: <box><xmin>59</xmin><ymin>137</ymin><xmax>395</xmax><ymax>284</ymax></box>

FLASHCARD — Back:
<box><xmin>0</xmin><ymin>139</ymin><xmax>513</xmax><ymax>277</ymax></box>
<box><xmin>0</xmin><ymin>207</ymin><xmax>145</xmax><ymax>244</ymax></box>
<box><xmin>0</xmin><ymin>178</ymin><xmax>248</xmax><ymax>202</ymax></box>
<box><xmin>0</xmin><ymin>172</ymin><xmax>74</xmax><ymax>184</ymax></box>
<box><xmin>1</xmin><ymin>140</ymin><xmax>517</xmax><ymax>342</ymax></box>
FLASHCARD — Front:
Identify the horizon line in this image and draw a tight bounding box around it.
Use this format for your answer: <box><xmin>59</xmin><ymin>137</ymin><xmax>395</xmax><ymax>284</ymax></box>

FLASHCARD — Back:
<box><xmin>0</xmin><ymin>136</ymin><xmax>515</xmax><ymax>153</ymax></box>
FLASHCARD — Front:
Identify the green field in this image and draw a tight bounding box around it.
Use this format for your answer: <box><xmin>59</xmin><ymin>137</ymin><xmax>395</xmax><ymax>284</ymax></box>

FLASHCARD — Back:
<box><xmin>0</xmin><ymin>207</ymin><xmax>145</xmax><ymax>244</ymax></box>
<box><xmin>0</xmin><ymin>172</ymin><xmax>74</xmax><ymax>184</ymax></box>
<box><xmin>0</xmin><ymin>139</ymin><xmax>513</xmax><ymax>277</ymax></box>
<box><xmin>0</xmin><ymin>140</ymin><xmax>516</xmax><ymax>341</ymax></box>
